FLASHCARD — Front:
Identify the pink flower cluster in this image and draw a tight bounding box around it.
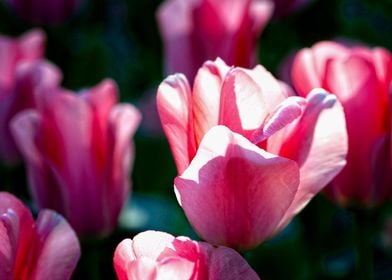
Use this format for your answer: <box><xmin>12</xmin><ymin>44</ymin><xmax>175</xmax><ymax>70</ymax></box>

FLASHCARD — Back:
<box><xmin>0</xmin><ymin>30</ymin><xmax>140</xmax><ymax>277</ymax></box>
<box><xmin>0</xmin><ymin>0</ymin><xmax>391</xmax><ymax>279</ymax></box>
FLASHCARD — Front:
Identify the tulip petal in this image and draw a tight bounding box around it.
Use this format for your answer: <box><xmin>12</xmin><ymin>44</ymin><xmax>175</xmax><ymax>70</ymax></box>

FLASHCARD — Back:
<box><xmin>291</xmin><ymin>49</ymin><xmax>323</xmax><ymax>96</ymax></box>
<box><xmin>175</xmin><ymin>126</ymin><xmax>299</xmax><ymax>250</ymax></box>
<box><xmin>371</xmin><ymin>48</ymin><xmax>392</xmax><ymax>93</ymax></box>
<box><xmin>271</xmin><ymin>89</ymin><xmax>347</xmax><ymax>231</ymax></box>
<box><xmin>0</xmin><ymin>192</ymin><xmax>36</xmax><ymax>277</ymax></box>
<box><xmin>32</xmin><ymin>210</ymin><xmax>80</xmax><ymax>280</ymax></box>
<box><xmin>208</xmin><ymin>247</ymin><xmax>260</xmax><ymax>280</ymax></box>
<box><xmin>370</xmin><ymin>135</ymin><xmax>392</xmax><ymax>205</ymax></box>
<box><xmin>11</xmin><ymin>109</ymin><xmax>68</xmax><ymax>214</ymax></box>
<box><xmin>291</xmin><ymin>41</ymin><xmax>350</xmax><ymax>97</ymax></box>
<box><xmin>0</xmin><ymin>29</ymin><xmax>45</xmax><ymax>88</ymax></box>
<box><xmin>252</xmin><ymin>96</ymin><xmax>306</xmax><ymax>144</ymax></box>
<box><xmin>81</xmin><ymin>79</ymin><xmax>118</xmax><ymax>172</ymax></box>
<box><xmin>127</xmin><ymin>258</ymin><xmax>158</xmax><ymax>280</ymax></box>
<box><xmin>192</xmin><ymin>58</ymin><xmax>231</xmax><ymax>145</ymax></box>
<box><xmin>106</xmin><ymin>104</ymin><xmax>141</xmax><ymax>231</ymax></box>
<box><xmin>218</xmin><ymin>68</ymin><xmax>268</xmax><ymax>139</ymax></box>
<box><xmin>249</xmin><ymin>0</ymin><xmax>274</xmax><ymax>35</ymax></box>
<box><xmin>0</xmin><ymin>211</ymin><xmax>17</xmax><ymax>280</ymax></box>
<box><xmin>157</xmin><ymin>0</ymin><xmax>199</xmax><ymax>79</ymax></box>
<box><xmin>132</xmin><ymin>231</ymin><xmax>175</xmax><ymax>260</ymax></box>
<box><xmin>158</xmin><ymin>256</ymin><xmax>195</xmax><ymax>280</ymax></box>
<box><xmin>114</xmin><ymin>239</ymin><xmax>136</xmax><ymax>280</ymax></box>
<box><xmin>243</xmin><ymin>65</ymin><xmax>289</xmax><ymax>110</ymax></box>
<box><xmin>324</xmin><ymin>56</ymin><xmax>386</xmax><ymax>203</ymax></box>
<box><xmin>157</xmin><ymin>74</ymin><xmax>196</xmax><ymax>174</ymax></box>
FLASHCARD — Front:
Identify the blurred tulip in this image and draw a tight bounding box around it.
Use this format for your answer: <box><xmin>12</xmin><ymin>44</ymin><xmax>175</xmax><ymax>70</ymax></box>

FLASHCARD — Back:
<box><xmin>0</xmin><ymin>191</ymin><xmax>80</xmax><ymax>280</ymax></box>
<box><xmin>291</xmin><ymin>41</ymin><xmax>392</xmax><ymax>207</ymax></box>
<box><xmin>157</xmin><ymin>0</ymin><xmax>273</xmax><ymax>80</ymax></box>
<box><xmin>0</xmin><ymin>30</ymin><xmax>45</xmax><ymax>90</ymax></box>
<box><xmin>0</xmin><ymin>30</ymin><xmax>50</xmax><ymax>165</ymax></box>
<box><xmin>272</xmin><ymin>0</ymin><xmax>310</xmax><ymax>18</ymax></box>
<box><xmin>0</xmin><ymin>61</ymin><xmax>61</xmax><ymax>165</ymax></box>
<box><xmin>113</xmin><ymin>230</ymin><xmax>260</xmax><ymax>280</ymax></box>
<box><xmin>11</xmin><ymin>79</ymin><xmax>141</xmax><ymax>237</ymax></box>
<box><xmin>157</xmin><ymin>58</ymin><xmax>347</xmax><ymax>249</ymax></box>
<box><xmin>6</xmin><ymin>0</ymin><xmax>83</xmax><ymax>25</ymax></box>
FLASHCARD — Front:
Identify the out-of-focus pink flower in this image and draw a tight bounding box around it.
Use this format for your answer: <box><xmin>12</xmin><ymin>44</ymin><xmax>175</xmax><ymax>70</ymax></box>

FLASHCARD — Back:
<box><xmin>113</xmin><ymin>230</ymin><xmax>260</xmax><ymax>280</ymax></box>
<box><xmin>6</xmin><ymin>0</ymin><xmax>83</xmax><ymax>25</ymax></box>
<box><xmin>11</xmin><ymin>79</ymin><xmax>141</xmax><ymax>237</ymax></box>
<box><xmin>0</xmin><ymin>61</ymin><xmax>61</xmax><ymax>165</ymax></box>
<box><xmin>0</xmin><ymin>30</ymin><xmax>45</xmax><ymax>90</ymax></box>
<box><xmin>0</xmin><ymin>191</ymin><xmax>80</xmax><ymax>280</ymax></box>
<box><xmin>0</xmin><ymin>30</ymin><xmax>50</xmax><ymax>165</ymax></box>
<box><xmin>272</xmin><ymin>0</ymin><xmax>309</xmax><ymax>18</ymax></box>
<box><xmin>157</xmin><ymin>58</ymin><xmax>347</xmax><ymax>250</ymax></box>
<box><xmin>291</xmin><ymin>41</ymin><xmax>392</xmax><ymax>207</ymax></box>
<box><xmin>157</xmin><ymin>0</ymin><xmax>273</xmax><ymax>80</ymax></box>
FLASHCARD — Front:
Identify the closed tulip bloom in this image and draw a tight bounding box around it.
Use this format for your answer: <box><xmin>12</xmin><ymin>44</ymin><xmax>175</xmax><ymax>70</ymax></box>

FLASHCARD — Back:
<box><xmin>11</xmin><ymin>79</ymin><xmax>141</xmax><ymax>237</ymax></box>
<box><xmin>0</xmin><ymin>30</ymin><xmax>45</xmax><ymax>90</ymax></box>
<box><xmin>113</xmin><ymin>230</ymin><xmax>260</xmax><ymax>280</ymax></box>
<box><xmin>0</xmin><ymin>61</ymin><xmax>61</xmax><ymax>165</ymax></box>
<box><xmin>0</xmin><ymin>191</ymin><xmax>80</xmax><ymax>280</ymax></box>
<box><xmin>157</xmin><ymin>58</ymin><xmax>347</xmax><ymax>249</ymax></box>
<box><xmin>0</xmin><ymin>30</ymin><xmax>49</xmax><ymax>164</ymax></box>
<box><xmin>291</xmin><ymin>41</ymin><xmax>392</xmax><ymax>207</ymax></box>
<box><xmin>157</xmin><ymin>0</ymin><xmax>273</xmax><ymax>80</ymax></box>
<box><xmin>6</xmin><ymin>0</ymin><xmax>83</xmax><ymax>25</ymax></box>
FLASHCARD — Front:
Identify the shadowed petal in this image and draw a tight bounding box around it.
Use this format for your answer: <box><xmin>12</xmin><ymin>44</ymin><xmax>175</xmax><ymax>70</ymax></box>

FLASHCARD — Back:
<box><xmin>157</xmin><ymin>74</ymin><xmax>196</xmax><ymax>174</ymax></box>
<box><xmin>208</xmin><ymin>246</ymin><xmax>260</xmax><ymax>280</ymax></box>
<box><xmin>272</xmin><ymin>89</ymin><xmax>347</xmax><ymax>231</ymax></box>
<box><xmin>32</xmin><ymin>210</ymin><xmax>80</xmax><ymax>280</ymax></box>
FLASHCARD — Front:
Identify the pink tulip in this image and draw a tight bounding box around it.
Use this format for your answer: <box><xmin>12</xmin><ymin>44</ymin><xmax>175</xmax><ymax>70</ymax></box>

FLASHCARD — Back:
<box><xmin>11</xmin><ymin>79</ymin><xmax>141</xmax><ymax>237</ymax></box>
<box><xmin>0</xmin><ymin>30</ymin><xmax>50</xmax><ymax>165</ymax></box>
<box><xmin>0</xmin><ymin>191</ymin><xmax>80</xmax><ymax>280</ymax></box>
<box><xmin>157</xmin><ymin>0</ymin><xmax>273</xmax><ymax>80</ymax></box>
<box><xmin>157</xmin><ymin>58</ymin><xmax>348</xmax><ymax>249</ymax></box>
<box><xmin>0</xmin><ymin>61</ymin><xmax>61</xmax><ymax>165</ymax></box>
<box><xmin>6</xmin><ymin>0</ymin><xmax>83</xmax><ymax>25</ymax></box>
<box><xmin>291</xmin><ymin>41</ymin><xmax>392</xmax><ymax>207</ymax></box>
<box><xmin>0</xmin><ymin>30</ymin><xmax>45</xmax><ymax>90</ymax></box>
<box><xmin>113</xmin><ymin>230</ymin><xmax>260</xmax><ymax>280</ymax></box>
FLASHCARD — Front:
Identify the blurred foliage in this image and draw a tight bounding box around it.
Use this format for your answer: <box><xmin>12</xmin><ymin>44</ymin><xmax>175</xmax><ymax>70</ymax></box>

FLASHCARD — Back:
<box><xmin>0</xmin><ymin>0</ymin><xmax>391</xmax><ymax>279</ymax></box>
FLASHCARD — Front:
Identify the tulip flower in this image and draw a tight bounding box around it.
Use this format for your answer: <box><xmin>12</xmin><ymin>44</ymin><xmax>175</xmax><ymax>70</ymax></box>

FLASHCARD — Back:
<box><xmin>291</xmin><ymin>41</ymin><xmax>392</xmax><ymax>207</ymax></box>
<box><xmin>113</xmin><ymin>230</ymin><xmax>260</xmax><ymax>280</ymax></box>
<box><xmin>0</xmin><ymin>191</ymin><xmax>80</xmax><ymax>279</ymax></box>
<box><xmin>6</xmin><ymin>0</ymin><xmax>83</xmax><ymax>25</ymax></box>
<box><xmin>0</xmin><ymin>29</ymin><xmax>45</xmax><ymax>90</ymax></box>
<box><xmin>0</xmin><ymin>61</ymin><xmax>61</xmax><ymax>165</ymax></box>
<box><xmin>157</xmin><ymin>0</ymin><xmax>273</xmax><ymax>80</ymax></box>
<box><xmin>272</xmin><ymin>0</ymin><xmax>310</xmax><ymax>18</ymax></box>
<box><xmin>0</xmin><ymin>30</ymin><xmax>49</xmax><ymax>165</ymax></box>
<box><xmin>11</xmin><ymin>79</ymin><xmax>141</xmax><ymax>237</ymax></box>
<box><xmin>157</xmin><ymin>58</ymin><xmax>347</xmax><ymax>249</ymax></box>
